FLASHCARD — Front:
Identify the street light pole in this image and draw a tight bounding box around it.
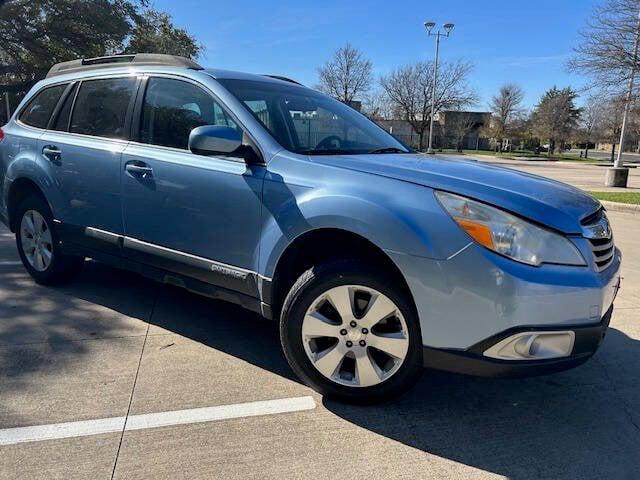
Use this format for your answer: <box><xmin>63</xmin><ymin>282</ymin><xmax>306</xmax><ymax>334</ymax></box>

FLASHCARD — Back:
<box><xmin>424</xmin><ymin>21</ymin><xmax>454</xmax><ymax>154</ymax></box>
<box><xmin>606</xmin><ymin>8</ymin><xmax>640</xmax><ymax>187</ymax></box>
<box><xmin>427</xmin><ymin>33</ymin><xmax>441</xmax><ymax>154</ymax></box>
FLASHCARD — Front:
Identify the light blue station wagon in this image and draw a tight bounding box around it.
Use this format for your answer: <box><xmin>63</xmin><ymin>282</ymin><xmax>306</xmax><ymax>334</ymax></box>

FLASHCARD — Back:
<box><xmin>0</xmin><ymin>54</ymin><xmax>621</xmax><ymax>402</ymax></box>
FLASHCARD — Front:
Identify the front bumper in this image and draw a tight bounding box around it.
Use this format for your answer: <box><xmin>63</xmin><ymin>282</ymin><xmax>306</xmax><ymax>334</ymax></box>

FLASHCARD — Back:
<box><xmin>388</xmin><ymin>242</ymin><xmax>621</xmax><ymax>350</ymax></box>
<box><xmin>387</xmin><ymin>240</ymin><xmax>621</xmax><ymax>377</ymax></box>
<box><xmin>422</xmin><ymin>305</ymin><xmax>613</xmax><ymax>377</ymax></box>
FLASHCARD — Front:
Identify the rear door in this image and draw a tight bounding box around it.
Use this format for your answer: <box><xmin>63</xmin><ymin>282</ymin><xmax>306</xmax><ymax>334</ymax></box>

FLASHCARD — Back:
<box><xmin>120</xmin><ymin>76</ymin><xmax>265</xmax><ymax>293</ymax></box>
<box><xmin>38</xmin><ymin>76</ymin><xmax>139</xmax><ymax>240</ymax></box>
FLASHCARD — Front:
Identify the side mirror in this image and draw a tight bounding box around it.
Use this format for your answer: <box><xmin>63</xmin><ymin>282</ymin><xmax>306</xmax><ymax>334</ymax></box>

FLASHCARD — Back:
<box><xmin>188</xmin><ymin>125</ymin><xmax>242</xmax><ymax>156</ymax></box>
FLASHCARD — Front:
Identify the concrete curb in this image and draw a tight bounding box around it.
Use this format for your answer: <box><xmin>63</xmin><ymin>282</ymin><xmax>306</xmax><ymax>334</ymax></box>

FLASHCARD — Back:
<box><xmin>600</xmin><ymin>200</ymin><xmax>640</xmax><ymax>214</ymax></box>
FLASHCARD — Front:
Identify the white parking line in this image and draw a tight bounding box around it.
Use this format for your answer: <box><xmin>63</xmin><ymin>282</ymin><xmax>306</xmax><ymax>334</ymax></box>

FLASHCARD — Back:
<box><xmin>0</xmin><ymin>417</ymin><xmax>126</xmax><ymax>446</ymax></box>
<box><xmin>0</xmin><ymin>261</ymin><xmax>21</xmax><ymax>266</ymax></box>
<box><xmin>0</xmin><ymin>396</ymin><xmax>316</xmax><ymax>446</ymax></box>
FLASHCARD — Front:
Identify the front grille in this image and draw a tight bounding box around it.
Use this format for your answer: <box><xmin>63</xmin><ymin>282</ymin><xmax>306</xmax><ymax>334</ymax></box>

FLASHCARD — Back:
<box><xmin>581</xmin><ymin>207</ymin><xmax>615</xmax><ymax>272</ymax></box>
<box><xmin>589</xmin><ymin>237</ymin><xmax>615</xmax><ymax>272</ymax></box>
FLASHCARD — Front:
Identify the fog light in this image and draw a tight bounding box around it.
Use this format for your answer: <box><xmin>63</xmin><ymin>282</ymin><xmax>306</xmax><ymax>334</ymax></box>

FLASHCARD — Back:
<box><xmin>484</xmin><ymin>331</ymin><xmax>575</xmax><ymax>360</ymax></box>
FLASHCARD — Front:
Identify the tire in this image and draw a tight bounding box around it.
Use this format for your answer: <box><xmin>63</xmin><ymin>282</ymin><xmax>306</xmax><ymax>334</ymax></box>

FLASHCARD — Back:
<box><xmin>280</xmin><ymin>260</ymin><xmax>423</xmax><ymax>403</ymax></box>
<box><xmin>15</xmin><ymin>194</ymin><xmax>84</xmax><ymax>285</ymax></box>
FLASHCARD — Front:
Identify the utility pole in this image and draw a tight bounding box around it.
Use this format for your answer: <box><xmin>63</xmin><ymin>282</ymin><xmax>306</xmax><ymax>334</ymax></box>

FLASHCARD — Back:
<box><xmin>424</xmin><ymin>21</ymin><xmax>455</xmax><ymax>154</ymax></box>
<box><xmin>606</xmin><ymin>8</ymin><xmax>640</xmax><ymax>187</ymax></box>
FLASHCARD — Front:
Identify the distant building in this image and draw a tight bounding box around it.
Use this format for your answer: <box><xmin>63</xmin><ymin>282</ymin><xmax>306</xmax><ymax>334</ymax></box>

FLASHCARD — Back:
<box><xmin>375</xmin><ymin>110</ymin><xmax>491</xmax><ymax>151</ymax></box>
<box><xmin>436</xmin><ymin>111</ymin><xmax>491</xmax><ymax>150</ymax></box>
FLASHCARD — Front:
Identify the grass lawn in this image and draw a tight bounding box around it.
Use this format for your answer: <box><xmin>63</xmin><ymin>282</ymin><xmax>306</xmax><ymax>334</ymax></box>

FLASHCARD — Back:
<box><xmin>588</xmin><ymin>191</ymin><xmax>640</xmax><ymax>205</ymax></box>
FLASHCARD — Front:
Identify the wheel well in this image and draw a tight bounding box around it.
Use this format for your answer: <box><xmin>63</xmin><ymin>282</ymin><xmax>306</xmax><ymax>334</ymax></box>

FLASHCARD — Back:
<box><xmin>270</xmin><ymin>228</ymin><xmax>414</xmax><ymax>319</ymax></box>
<box><xmin>7</xmin><ymin>178</ymin><xmax>47</xmax><ymax>232</ymax></box>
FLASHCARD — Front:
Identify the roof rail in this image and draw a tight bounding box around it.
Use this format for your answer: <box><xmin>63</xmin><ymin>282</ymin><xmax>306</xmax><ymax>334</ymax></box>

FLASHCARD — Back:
<box><xmin>46</xmin><ymin>54</ymin><xmax>203</xmax><ymax>78</ymax></box>
<box><xmin>263</xmin><ymin>75</ymin><xmax>303</xmax><ymax>86</ymax></box>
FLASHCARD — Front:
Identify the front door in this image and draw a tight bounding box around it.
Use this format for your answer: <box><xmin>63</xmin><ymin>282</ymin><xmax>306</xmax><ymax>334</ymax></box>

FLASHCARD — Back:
<box><xmin>120</xmin><ymin>76</ymin><xmax>264</xmax><ymax>294</ymax></box>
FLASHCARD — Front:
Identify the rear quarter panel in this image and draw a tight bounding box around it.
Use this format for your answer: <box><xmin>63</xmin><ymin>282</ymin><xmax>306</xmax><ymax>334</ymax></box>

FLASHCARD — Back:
<box><xmin>1</xmin><ymin>82</ymin><xmax>50</xmax><ymax>223</ymax></box>
<box><xmin>0</xmin><ymin>121</ymin><xmax>44</xmax><ymax>223</ymax></box>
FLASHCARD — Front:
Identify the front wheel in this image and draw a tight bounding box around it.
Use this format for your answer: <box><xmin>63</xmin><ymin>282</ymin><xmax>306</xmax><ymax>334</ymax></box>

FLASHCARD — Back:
<box><xmin>280</xmin><ymin>261</ymin><xmax>423</xmax><ymax>403</ymax></box>
<box><xmin>15</xmin><ymin>194</ymin><xmax>84</xmax><ymax>285</ymax></box>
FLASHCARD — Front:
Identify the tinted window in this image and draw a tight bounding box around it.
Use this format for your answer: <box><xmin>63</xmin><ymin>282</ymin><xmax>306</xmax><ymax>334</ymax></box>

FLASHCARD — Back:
<box><xmin>70</xmin><ymin>77</ymin><xmax>137</xmax><ymax>139</ymax></box>
<box><xmin>218</xmin><ymin>79</ymin><xmax>410</xmax><ymax>155</ymax></box>
<box><xmin>52</xmin><ymin>83</ymin><xmax>78</xmax><ymax>132</ymax></box>
<box><xmin>19</xmin><ymin>84</ymin><xmax>67</xmax><ymax>129</ymax></box>
<box><xmin>140</xmin><ymin>78</ymin><xmax>239</xmax><ymax>150</ymax></box>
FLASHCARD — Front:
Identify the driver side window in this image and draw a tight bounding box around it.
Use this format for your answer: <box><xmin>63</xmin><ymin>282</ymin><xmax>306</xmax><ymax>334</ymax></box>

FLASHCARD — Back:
<box><xmin>291</xmin><ymin>106</ymin><xmax>377</xmax><ymax>151</ymax></box>
<box><xmin>140</xmin><ymin>78</ymin><xmax>239</xmax><ymax>150</ymax></box>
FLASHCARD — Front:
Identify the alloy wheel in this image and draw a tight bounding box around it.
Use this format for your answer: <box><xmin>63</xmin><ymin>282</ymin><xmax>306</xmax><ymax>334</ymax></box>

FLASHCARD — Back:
<box><xmin>20</xmin><ymin>210</ymin><xmax>53</xmax><ymax>272</ymax></box>
<box><xmin>301</xmin><ymin>285</ymin><xmax>409</xmax><ymax>387</ymax></box>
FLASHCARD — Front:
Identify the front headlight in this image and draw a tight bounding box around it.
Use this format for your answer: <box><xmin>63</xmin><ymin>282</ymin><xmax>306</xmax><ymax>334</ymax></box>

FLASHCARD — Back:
<box><xmin>435</xmin><ymin>191</ymin><xmax>586</xmax><ymax>266</ymax></box>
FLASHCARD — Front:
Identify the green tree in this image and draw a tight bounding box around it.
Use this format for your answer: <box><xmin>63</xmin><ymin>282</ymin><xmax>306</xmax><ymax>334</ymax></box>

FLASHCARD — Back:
<box><xmin>531</xmin><ymin>87</ymin><xmax>581</xmax><ymax>156</ymax></box>
<box><xmin>0</xmin><ymin>0</ymin><xmax>200</xmax><ymax>106</ymax></box>
<box><xmin>125</xmin><ymin>10</ymin><xmax>201</xmax><ymax>59</ymax></box>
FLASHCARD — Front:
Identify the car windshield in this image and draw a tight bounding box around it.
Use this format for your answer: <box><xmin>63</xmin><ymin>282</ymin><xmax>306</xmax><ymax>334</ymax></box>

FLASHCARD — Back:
<box><xmin>217</xmin><ymin>78</ymin><xmax>411</xmax><ymax>155</ymax></box>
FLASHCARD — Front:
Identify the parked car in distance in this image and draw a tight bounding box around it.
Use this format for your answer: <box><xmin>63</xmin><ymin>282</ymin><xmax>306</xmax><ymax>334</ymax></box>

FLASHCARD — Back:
<box><xmin>0</xmin><ymin>54</ymin><xmax>621</xmax><ymax>402</ymax></box>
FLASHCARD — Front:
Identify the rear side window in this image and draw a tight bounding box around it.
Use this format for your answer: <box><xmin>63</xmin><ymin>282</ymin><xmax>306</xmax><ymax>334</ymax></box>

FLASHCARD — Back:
<box><xmin>52</xmin><ymin>83</ymin><xmax>78</xmax><ymax>132</ymax></box>
<box><xmin>140</xmin><ymin>77</ymin><xmax>239</xmax><ymax>150</ymax></box>
<box><xmin>19</xmin><ymin>84</ymin><xmax>67</xmax><ymax>129</ymax></box>
<box><xmin>70</xmin><ymin>77</ymin><xmax>137</xmax><ymax>139</ymax></box>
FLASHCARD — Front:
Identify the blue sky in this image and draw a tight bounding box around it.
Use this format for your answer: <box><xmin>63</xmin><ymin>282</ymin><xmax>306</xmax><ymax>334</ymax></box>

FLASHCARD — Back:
<box><xmin>153</xmin><ymin>0</ymin><xmax>601</xmax><ymax>110</ymax></box>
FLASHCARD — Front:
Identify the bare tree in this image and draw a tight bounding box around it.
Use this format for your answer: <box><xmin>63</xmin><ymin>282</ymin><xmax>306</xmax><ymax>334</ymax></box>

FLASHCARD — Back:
<box><xmin>317</xmin><ymin>43</ymin><xmax>373</xmax><ymax>105</ymax></box>
<box><xmin>625</xmin><ymin>104</ymin><xmax>640</xmax><ymax>151</ymax></box>
<box><xmin>361</xmin><ymin>89</ymin><xmax>393</xmax><ymax>121</ymax></box>
<box><xmin>596</xmin><ymin>97</ymin><xmax>627</xmax><ymax>161</ymax></box>
<box><xmin>569</xmin><ymin>0</ymin><xmax>640</xmax><ymax>96</ymax></box>
<box><xmin>575</xmin><ymin>95</ymin><xmax>605</xmax><ymax>158</ymax></box>
<box><xmin>379</xmin><ymin>60</ymin><xmax>477</xmax><ymax>150</ymax></box>
<box><xmin>487</xmin><ymin>84</ymin><xmax>524</xmax><ymax>152</ymax></box>
<box><xmin>446</xmin><ymin>112</ymin><xmax>478</xmax><ymax>152</ymax></box>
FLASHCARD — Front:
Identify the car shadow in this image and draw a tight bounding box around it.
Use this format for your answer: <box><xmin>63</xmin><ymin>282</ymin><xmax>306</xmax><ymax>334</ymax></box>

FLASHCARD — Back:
<box><xmin>2</xmin><ymin>259</ymin><xmax>640</xmax><ymax>478</ymax></box>
<box><xmin>323</xmin><ymin>332</ymin><xmax>640</xmax><ymax>479</ymax></box>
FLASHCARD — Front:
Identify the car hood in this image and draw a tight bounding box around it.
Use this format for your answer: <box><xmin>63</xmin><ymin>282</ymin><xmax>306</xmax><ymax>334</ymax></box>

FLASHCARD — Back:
<box><xmin>312</xmin><ymin>153</ymin><xmax>600</xmax><ymax>234</ymax></box>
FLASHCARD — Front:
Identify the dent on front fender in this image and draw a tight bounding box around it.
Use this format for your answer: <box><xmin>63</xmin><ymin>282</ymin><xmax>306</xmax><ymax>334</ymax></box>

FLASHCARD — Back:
<box><xmin>257</xmin><ymin>169</ymin><xmax>471</xmax><ymax>278</ymax></box>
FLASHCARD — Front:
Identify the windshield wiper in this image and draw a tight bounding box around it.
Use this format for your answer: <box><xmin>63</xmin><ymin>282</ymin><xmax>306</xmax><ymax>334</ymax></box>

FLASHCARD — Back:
<box><xmin>299</xmin><ymin>149</ymin><xmax>354</xmax><ymax>155</ymax></box>
<box><xmin>368</xmin><ymin>147</ymin><xmax>408</xmax><ymax>154</ymax></box>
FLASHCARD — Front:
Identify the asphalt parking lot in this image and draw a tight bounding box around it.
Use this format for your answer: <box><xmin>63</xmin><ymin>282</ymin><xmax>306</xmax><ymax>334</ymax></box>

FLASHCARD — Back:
<box><xmin>480</xmin><ymin>157</ymin><xmax>640</xmax><ymax>191</ymax></box>
<box><xmin>1</xmin><ymin>169</ymin><xmax>639</xmax><ymax>479</ymax></box>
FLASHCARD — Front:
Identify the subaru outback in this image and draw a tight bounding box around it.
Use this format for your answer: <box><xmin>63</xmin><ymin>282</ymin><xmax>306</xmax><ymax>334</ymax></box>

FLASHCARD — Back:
<box><xmin>0</xmin><ymin>54</ymin><xmax>621</xmax><ymax>402</ymax></box>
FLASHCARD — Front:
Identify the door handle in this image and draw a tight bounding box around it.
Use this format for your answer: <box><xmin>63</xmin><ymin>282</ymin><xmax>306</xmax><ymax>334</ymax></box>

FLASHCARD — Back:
<box><xmin>125</xmin><ymin>163</ymin><xmax>153</xmax><ymax>178</ymax></box>
<box><xmin>42</xmin><ymin>145</ymin><xmax>62</xmax><ymax>162</ymax></box>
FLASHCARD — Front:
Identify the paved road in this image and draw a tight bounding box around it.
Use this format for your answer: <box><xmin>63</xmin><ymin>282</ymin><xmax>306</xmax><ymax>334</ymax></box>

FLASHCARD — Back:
<box><xmin>0</xmin><ymin>185</ymin><xmax>639</xmax><ymax>478</ymax></box>
<box><xmin>471</xmin><ymin>156</ymin><xmax>640</xmax><ymax>191</ymax></box>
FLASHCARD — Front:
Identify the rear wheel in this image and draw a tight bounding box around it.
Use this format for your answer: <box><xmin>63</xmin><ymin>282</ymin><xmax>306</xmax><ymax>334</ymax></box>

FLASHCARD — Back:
<box><xmin>280</xmin><ymin>261</ymin><xmax>423</xmax><ymax>403</ymax></box>
<box><xmin>15</xmin><ymin>194</ymin><xmax>84</xmax><ymax>285</ymax></box>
